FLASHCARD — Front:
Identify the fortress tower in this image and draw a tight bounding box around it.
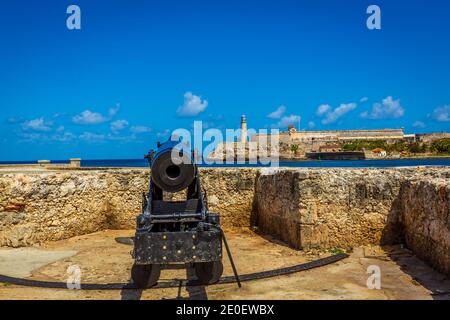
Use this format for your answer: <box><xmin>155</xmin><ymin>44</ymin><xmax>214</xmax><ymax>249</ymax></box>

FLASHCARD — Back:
<box><xmin>240</xmin><ymin>114</ymin><xmax>247</xmax><ymax>143</ymax></box>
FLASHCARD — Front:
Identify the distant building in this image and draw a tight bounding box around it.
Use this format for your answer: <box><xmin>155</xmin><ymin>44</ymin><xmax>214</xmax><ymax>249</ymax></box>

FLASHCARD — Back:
<box><xmin>416</xmin><ymin>132</ymin><xmax>450</xmax><ymax>143</ymax></box>
<box><xmin>240</xmin><ymin>114</ymin><xmax>247</xmax><ymax>143</ymax></box>
<box><xmin>253</xmin><ymin>128</ymin><xmax>406</xmax><ymax>144</ymax></box>
<box><xmin>371</xmin><ymin>148</ymin><xmax>387</xmax><ymax>157</ymax></box>
<box><xmin>208</xmin><ymin>116</ymin><xmax>435</xmax><ymax>161</ymax></box>
<box><xmin>319</xmin><ymin>144</ymin><xmax>342</xmax><ymax>152</ymax></box>
<box><xmin>403</xmin><ymin>134</ymin><xmax>417</xmax><ymax>142</ymax></box>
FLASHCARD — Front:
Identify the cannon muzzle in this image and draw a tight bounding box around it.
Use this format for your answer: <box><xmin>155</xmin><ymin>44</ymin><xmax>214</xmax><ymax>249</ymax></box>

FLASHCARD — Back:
<box><xmin>150</xmin><ymin>140</ymin><xmax>195</xmax><ymax>193</ymax></box>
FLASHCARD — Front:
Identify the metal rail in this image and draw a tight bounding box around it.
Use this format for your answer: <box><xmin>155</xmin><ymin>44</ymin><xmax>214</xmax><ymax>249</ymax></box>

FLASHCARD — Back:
<box><xmin>0</xmin><ymin>253</ymin><xmax>348</xmax><ymax>290</ymax></box>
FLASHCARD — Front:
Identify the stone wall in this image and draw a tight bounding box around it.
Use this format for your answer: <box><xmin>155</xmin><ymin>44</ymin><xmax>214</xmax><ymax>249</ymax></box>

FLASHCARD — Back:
<box><xmin>0</xmin><ymin>168</ymin><xmax>257</xmax><ymax>247</ymax></box>
<box><xmin>254</xmin><ymin>167</ymin><xmax>450</xmax><ymax>275</ymax></box>
<box><xmin>254</xmin><ymin>168</ymin><xmax>406</xmax><ymax>249</ymax></box>
<box><xmin>401</xmin><ymin>174</ymin><xmax>450</xmax><ymax>276</ymax></box>
<box><xmin>0</xmin><ymin>166</ymin><xmax>449</xmax><ymax>276</ymax></box>
<box><xmin>0</xmin><ymin>169</ymin><xmax>148</xmax><ymax>247</ymax></box>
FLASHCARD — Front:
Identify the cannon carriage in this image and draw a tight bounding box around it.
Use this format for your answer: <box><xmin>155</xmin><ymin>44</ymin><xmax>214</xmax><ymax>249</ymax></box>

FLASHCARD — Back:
<box><xmin>131</xmin><ymin>139</ymin><xmax>224</xmax><ymax>288</ymax></box>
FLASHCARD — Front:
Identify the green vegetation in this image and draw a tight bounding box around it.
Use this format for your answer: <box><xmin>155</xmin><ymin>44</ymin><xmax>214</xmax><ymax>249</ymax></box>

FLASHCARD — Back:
<box><xmin>341</xmin><ymin>140</ymin><xmax>388</xmax><ymax>152</ymax></box>
<box><xmin>328</xmin><ymin>247</ymin><xmax>347</xmax><ymax>254</ymax></box>
<box><xmin>340</xmin><ymin>138</ymin><xmax>450</xmax><ymax>154</ymax></box>
<box><xmin>290</xmin><ymin>144</ymin><xmax>299</xmax><ymax>154</ymax></box>
<box><xmin>430</xmin><ymin>138</ymin><xmax>450</xmax><ymax>154</ymax></box>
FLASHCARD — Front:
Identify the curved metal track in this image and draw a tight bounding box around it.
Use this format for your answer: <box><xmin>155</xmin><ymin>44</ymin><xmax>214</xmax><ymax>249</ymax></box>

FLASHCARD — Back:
<box><xmin>0</xmin><ymin>253</ymin><xmax>348</xmax><ymax>290</ymax></box>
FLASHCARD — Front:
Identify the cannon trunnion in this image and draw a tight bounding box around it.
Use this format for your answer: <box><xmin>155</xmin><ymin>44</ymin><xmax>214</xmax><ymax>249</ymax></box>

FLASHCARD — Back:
<box><xmin>131</xmin><ymin>140</ymin><xmax>224</xmax><ymax>288</ymax></box>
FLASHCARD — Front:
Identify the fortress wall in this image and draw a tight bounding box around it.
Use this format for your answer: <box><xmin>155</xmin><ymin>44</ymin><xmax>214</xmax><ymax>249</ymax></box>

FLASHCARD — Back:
<box><xmin>0</xmin><ymin>169</ymin><xmax>148</xmax><ymax>247</ymax></box>
<box><xmin>254</xmin><ymin>168</ymin><xmax>407</xmax><ymax>249</ymax></box>
<box><xmin>0</xmin><ymin>166</ymin><xmax>449</xmax><ymax>276</ymax></box>
<box><xmin>254</xmin><ymin>167</ymin><xmax>450</xmax><ymax>275</ymax></box>
<box><xmin>0</xmin><ymin>168</ymin><xmax>257</xmax><ymax>247</ymax></box>
<box><xmin>401</xmin><ymin>176</ymin><xmax>450</xmax><ymax>275</ymax></box>
<box><xmin>253</xmin><ymin>129</ymin><xmax>405</xmax><ymax>144</ymax></box>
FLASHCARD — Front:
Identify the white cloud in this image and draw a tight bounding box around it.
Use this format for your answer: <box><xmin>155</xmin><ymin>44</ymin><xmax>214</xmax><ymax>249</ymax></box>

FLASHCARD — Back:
<box><xmin>267</xmin><ymin>105</ymin><xmax>286</xmax><ymax>119</ymax></box>
<box><xmin>73</xmin><ymin>110</ymin><xmax>107</xmax><ymax>124</ymax></box>
<box><xmin>79</xmin><ymin>132</ymin><xmax>106</xmax><ymax>141</ymax></box>
<box><xmin>7</xmin><ymin>117</ymin><xmax>23</xmax><ymax>124</ymax></box>
<box><xmin>52</xmin><ymin>132</ymin><xmax>76</xmax><ymax>142</ymax></box>
<box><xmin>131</xmin><ymin>126</ymin><xmax>152</xmax><ymax>134</ymax></box>
<box><xmin>18</xmin><ymin>131</ymin><xmax>75</xmax><ymax>143</ymax></box>
<box><xmin>360</xmin><ymin>97</ymin><xmax>369</xmax><ymax>103</ymax></box>
<box><xmin>21</xmin><ymin>118</ymin><xmax>52</xmax><ymax>132</ymax></box>
<box><xmin>176</xmin><ymin>92</ymin><xmax>208</xmax><ymax>117</ymax></box>
<box><xmin>111</xmin><ymin>120</ymin><xmax>129</xmax><ymax>132</ymax></box>
<box><xmin>430</xmin><ymin>105</ymin><xmax>450</xmax><ymax>122</ymax></box>
<box><xmin>360</xmin><ymin>96</ymin><xmax>404</xmax><ymax>120</ymax></box>
<box><xmin>412</xmin><ymin>121</ymin><xmax>426</xmax><ymax>128</ymax></box>
<box><xmin>316</xmin><ymin>104</ymin><xmax>331</xmax><ymax>116</ymax></box>
<box><xmin>320</xmin><ymin>103</ymin><xmax>357</xmax><ymax>125</ymax></box>
<box><xmin>273</xmin><ymin>114</ymin><xmax>301</xmax><ymax>128</ymax></box>
<box><xmin>307</xmin><ymin>121</ymin><xmax>316</xmax><ymax>129</ymax></box>
<box><xmin>108</xmin><ymin>105</ymin><xmax>120</xmax><ymax>118</ymax></box>
<box><xmin>157</xmin><ymin>129</ymin><xmax>171</xmax><ymax>138</ymax></box>
<box><xmin>79</xmin><ymin>131</ymin><xmax>138</xmax><ymax>143</ymax></box>
<box><xmin>18</xmin><ymin>132</ymin><xmax>45</xmax><ymax>142</ymax></box>
<box><xmin>73</xmin><ymin>105</ymin><xmax>120</xmax><ymax>124</ymax></box>
<box><xmin>106</xmin><ymin>133</ymin><xmax>136</xmax><ymax>142</ymax></box>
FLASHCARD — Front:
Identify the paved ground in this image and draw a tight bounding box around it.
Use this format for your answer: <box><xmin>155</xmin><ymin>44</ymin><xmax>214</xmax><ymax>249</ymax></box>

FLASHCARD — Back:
<box><xmin>0</xmin><ymin>248</ymin><xmax>77</xmax><ymax>278</ymax></box>
<box><xmin>0</xmin><ymin>228</ymin><xmax>449</xmax><ymax>300</ymax></box>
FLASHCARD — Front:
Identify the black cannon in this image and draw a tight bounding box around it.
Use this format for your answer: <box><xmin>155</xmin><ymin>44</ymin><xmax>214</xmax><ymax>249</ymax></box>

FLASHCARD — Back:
<box><xmin>131</xmin><ymin>139</ymin><xmax>225</xmax><ymax>288</ymax></box>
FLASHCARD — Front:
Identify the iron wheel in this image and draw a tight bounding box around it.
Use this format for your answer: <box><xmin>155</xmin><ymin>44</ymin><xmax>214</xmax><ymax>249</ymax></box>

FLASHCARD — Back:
<box><xmin>131</xmin><ymin>264</ymin><xmax>161</xmax><ymax>288</ymax></box>
<box><xmin>194</xmin><ymin>261</ymin><xmax>223</xmax><ymax>285</ymax></box>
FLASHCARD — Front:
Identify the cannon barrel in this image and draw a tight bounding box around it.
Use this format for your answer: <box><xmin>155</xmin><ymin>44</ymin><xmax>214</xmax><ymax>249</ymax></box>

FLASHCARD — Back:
<box><xmin>150</xmin><ymin>140</ymin><xmax>195</xmax><ymax>193</ymax></box>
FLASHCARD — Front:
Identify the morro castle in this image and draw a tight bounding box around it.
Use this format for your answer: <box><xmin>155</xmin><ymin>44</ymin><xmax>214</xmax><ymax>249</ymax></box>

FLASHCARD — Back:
<box><xmin>208</xmin><ymin>115</ymin><xmax>421</xmax><ymax>160</ymax></box>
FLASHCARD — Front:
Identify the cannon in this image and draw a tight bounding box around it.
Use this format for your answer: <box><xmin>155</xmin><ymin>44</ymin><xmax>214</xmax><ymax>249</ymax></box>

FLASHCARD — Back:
<box><xmin>131</xmin><ymin>139</ymin><xmax>225</xmax><ymax>288</ymax></box>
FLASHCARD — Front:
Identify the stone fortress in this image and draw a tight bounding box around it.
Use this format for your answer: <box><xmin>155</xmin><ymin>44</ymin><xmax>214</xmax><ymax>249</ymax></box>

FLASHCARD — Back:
<box><xmin>208</xmin><ymin>115</ymin><xmax>449</xmax><ymax>160</ymax></box>
<box><xmin>0</xmin><ymin>165</ymin><xmax>449</xmax><ymax>279</ymax></box>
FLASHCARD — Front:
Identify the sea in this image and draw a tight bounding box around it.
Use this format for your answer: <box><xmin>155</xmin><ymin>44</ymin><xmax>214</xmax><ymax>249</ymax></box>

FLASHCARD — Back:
<box><xmin>1</xmin><ymin>158</ymin><xmax>450</xmax><ymax>168</ymax></box>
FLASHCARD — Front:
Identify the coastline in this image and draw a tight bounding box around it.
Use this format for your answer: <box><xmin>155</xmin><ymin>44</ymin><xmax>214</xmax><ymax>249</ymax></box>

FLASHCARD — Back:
<box><xmin>0</xmin><ymin>156</ymin><xmax>450</xmax><ymax>169</ymax></box>
<box><xmin>280</xmin><ymin>154</ymin><xmax>450</xmax><ymax>161</ymax></box>
<box><xmin>3</xmin><ymin>153</ymin><xmax>450</xmax><ymax>164</ymax></box>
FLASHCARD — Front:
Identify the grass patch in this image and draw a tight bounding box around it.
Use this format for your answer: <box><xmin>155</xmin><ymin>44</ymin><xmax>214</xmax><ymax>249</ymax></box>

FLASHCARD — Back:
<box><xmin>328</xmin><ymin>247</ymin><xmax>346</xmax><ymax>254</ymax></box>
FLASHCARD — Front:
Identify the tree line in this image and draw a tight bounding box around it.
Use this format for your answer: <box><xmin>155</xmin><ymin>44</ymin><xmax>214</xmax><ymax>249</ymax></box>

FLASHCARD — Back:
<box><xmin>340</xmin><ymin>138</ymin><xmax>450</xmax><ymax>154</ymax></box>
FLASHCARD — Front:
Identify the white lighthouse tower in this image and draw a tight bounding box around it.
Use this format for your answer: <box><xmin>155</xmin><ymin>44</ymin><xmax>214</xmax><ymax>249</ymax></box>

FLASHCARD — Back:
<box><xmin>240</xmin><ymin>114</ymin><xmax>247</xmax><ymax>143</ymax></box>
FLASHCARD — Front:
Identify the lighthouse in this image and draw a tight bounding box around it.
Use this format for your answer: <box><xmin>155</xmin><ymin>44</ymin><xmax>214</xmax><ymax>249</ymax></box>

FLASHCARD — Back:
<box><xmin>240</xmin><ymin>114</ymin><xmax>247</xmax><ymax>143</ymax></box>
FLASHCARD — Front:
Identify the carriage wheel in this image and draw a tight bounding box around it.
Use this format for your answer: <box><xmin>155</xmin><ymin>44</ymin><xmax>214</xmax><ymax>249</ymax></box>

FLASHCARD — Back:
<box><xmin>194</xmin><ymin>261</ymin><xmax>223</xmax><ymax>284</ymax></box>
<box><xmin>131</xmin><ymin>264</ymin><xmax>161</xmax><ymax>288</ymax></box>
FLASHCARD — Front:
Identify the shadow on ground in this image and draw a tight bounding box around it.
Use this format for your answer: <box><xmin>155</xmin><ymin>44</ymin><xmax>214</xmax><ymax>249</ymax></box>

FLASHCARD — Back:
<box><xmin>384</xmin><ymin>246</ymin><xmax>450</xmax><ymax>300</ymax></box>
<box><xmin>380</xmin><ymin>192</ymin><xmax>450</xmax><ymax>300</ymax></box>
<box><xmin>119</xmin><ymin>265</ymin><xmax>207</xmax><ymax>301</ymax></box>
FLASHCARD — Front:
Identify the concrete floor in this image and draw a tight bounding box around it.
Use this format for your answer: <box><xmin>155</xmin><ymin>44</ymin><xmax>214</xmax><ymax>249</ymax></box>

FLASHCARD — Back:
<box><xmin>0</xmin><ymin>228</ymin><xmax>449</xmax><ymax>300</ymax></box>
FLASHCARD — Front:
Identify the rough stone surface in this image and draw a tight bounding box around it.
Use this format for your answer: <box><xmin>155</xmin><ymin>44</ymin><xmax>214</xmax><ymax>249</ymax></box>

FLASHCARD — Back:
<box><xmin>0</xmin><ymin>169</ymin><xmax>148</xmax><ymax>247</ymax></box>
<box><xmin>255</xmin><ymin>168</ymin><xmax>406</xmax><ymax>249</ymax></box>
<box><xmin>0</xmin><ymin>168</ymin><xmax>257</xmax><ymax>247</ymax></box>
<box><xmin>168</xmin><ymin>168</ymin><xmax>258</xmax><ymax>227</ymax></box>
<box><xmin>0</xmin><ymin>166</ymin><xmax>449</xmax><ymax>277</ymax></box>
<box><xmin>1</xmin><ymin>230</ymin><xmax>450</xmax><ymax>300</ymax></box>
<box><xmin>401</xmin><ymin>175</ymin><xmax>450</xmax><ymax>276</ymax></box>
<box><xmin>254</xmin><ymin>166</ymin><xmax>450</xmax><ymax>276</ymax></box>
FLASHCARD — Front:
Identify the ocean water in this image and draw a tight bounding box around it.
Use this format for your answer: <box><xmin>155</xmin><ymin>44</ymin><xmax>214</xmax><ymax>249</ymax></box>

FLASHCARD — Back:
<box><xmin>1</xmin><ymin>158</ymin><xmax>450</xmax><ymax>168</ymax></box>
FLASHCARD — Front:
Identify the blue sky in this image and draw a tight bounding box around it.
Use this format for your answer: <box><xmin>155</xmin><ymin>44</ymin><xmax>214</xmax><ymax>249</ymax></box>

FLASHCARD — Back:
<box><xmin>0</xmin><ymin>0</ymin><xmax>449</xmax><ymax>161</ymax></box>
